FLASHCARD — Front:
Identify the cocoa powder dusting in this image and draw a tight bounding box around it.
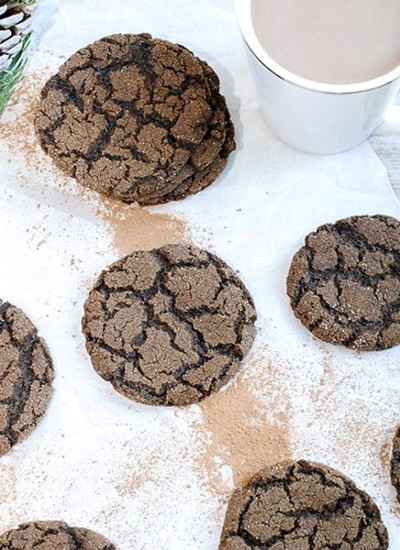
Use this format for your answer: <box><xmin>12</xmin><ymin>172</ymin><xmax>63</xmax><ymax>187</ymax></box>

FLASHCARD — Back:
<box><xmin>0</xmin><ymin>71</ymin><xmax>47</xmax><ymax>168</ymax></box>
<box><xmin>194</xmin><ymin>349</ymin><xmax>291</xmax><ymax>498</ymax></box>
<box><xmin>98</xmin><ymin>199</ymin><xmax>189</xmax><ymax>255</ymax></box>
<box><xmin>0</xmin><ymin>465</ymin><xmax>16</xmax><ymax>519</ymax></box>
<box><xmin>380</xmin><ymin>441</ymin><xmax>390</xmax><ymax>469</ymax></box>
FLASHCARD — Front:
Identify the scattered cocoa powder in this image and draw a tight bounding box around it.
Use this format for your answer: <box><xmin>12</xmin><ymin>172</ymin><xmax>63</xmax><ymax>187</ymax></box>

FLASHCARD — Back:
<box><xmin>98</xmin><ymin>199</ymin><xmax>189</xmax><ymax>255</ymax></box>
<box><xmin>0</xmin><ymin>465</ymin><xmax>17</xmax><ymax>517</ymax></box>
<box><xmin>200</xmin><ymin>385</ymin><xmax>290</xmax><ymax>487</ymax></box>
<box><xmin>115</xmin><ymin>465</ymin><xmax>156</xmax><ymax>498</ymax></box>
<box><xmin>0</xmin><ymin>71</ymin><xmax>47</xmax><ymax>168</ymax></box>
<box><xmin>380</xmin><ymin>441</ymin><xmax>390</xmax><ymax>469</ymax></box>
<box><xmin>193</xmin><ymin>348</ymin><xmax>292</xmax><ymax>499</ymax></box>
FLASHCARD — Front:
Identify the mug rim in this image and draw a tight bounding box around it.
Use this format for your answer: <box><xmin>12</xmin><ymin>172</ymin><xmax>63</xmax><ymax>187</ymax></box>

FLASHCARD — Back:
<box><xmin>236</xmin><ymin>0</ymin><xmax>400</xmax><ymax>95</ymax></box>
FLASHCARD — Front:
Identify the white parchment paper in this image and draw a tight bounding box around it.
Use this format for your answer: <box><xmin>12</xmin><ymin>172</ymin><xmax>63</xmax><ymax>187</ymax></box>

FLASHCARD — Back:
<box><xmin>0</xmin><ymin>0</ymin><xmax>399</xmax><ymax>548</ymax></box>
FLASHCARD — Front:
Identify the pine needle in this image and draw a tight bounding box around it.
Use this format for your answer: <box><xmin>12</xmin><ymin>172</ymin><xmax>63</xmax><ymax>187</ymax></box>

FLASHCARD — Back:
<box><xmin>0</xmin><ymin>0</ymin><xmax>35</xmax><ymax>115</ymax></box>
<box><xmin>8</xmin><ymin>1</ymin><xmax>35</xmax><ymax>8</ymax></box>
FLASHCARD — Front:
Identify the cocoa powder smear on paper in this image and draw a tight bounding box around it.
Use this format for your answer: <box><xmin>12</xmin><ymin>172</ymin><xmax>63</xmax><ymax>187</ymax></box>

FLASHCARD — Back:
<box><xmin>0</xmin><ymin>72</ymin><xmax>46</xmax><ymax>165</ymax></box>
<box><xmin>195</xmin><ymin>351</ymin><xmax>291</xmax><ymax>497</ymax></box>
<box><xmin>98</xmin><ymin>199</ymin><xmax>189</xmax><ymax>255</ymax></box>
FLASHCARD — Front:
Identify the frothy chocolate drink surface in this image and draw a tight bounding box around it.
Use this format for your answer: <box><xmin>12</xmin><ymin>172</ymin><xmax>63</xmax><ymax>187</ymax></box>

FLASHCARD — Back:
<box><xmin>251</xmin><ymin>0</ymin><xmax>400</xmax><ymax>84</ymax></box>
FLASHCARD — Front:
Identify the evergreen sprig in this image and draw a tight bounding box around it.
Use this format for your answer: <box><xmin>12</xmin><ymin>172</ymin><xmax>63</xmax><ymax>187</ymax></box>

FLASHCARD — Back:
<box><xmin>6</xmin><ymin>1</ymin><xmax>35</xmax><ymax>9</ymax></box>
<box><xmin>0</xmin><ymin>0</ymin><xmax>34</xmax><ymax>115</ymax></box>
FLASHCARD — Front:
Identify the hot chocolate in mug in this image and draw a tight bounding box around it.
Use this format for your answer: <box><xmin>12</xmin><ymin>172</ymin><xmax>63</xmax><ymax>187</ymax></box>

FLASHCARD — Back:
<box><xmin>236</xmin><ymin>0</ymin><xmax>400</xmax><ymax>154</ymax></box>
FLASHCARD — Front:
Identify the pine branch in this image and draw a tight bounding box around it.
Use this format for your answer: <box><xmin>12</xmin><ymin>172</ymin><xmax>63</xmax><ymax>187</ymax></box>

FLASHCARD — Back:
<box><xmin>7</xmin><ymin>1</ymin><xmax>35</xmax><ymax>7</ymax></box>
<box><xmin>0</xmin><ymin>0</ymin><xmax>36</xmax><ymax>115</ymax></box>
<box><xmin>0</xmin><ymin>30</ymin><xmax>31</xmax><ymax>114</ymax></box>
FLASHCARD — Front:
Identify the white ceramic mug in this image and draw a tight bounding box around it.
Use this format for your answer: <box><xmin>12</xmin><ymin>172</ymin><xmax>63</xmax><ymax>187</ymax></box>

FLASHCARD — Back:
<box><xmin>235</xmin><ymin>0</ymin><xmax>400</xmax><ymax>155</ymax></box>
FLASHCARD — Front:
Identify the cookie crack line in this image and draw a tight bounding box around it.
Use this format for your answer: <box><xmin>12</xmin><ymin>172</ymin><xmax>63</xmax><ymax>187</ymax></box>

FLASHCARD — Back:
<box><xmin>390</xmin><ymin>426</ymin><xmax>400</xmax><ymax>503</ymax></box>
<box><xmin>287</xmin><ymin>214</ymin><xmax>400</xmax><ymax>351</ymax></box>
<box><xmin>95</xmin><ymin>249</ymin><xmax>252</xmax><ymax>357</ymax></box>
<box><xmin>333</xmin><ymin>217</ymin><xmax>400</xmax><ymax>260</ymax></box>
<box><xmin>82</xmin><ymin>244</ymin><xmax>256</xmax><ymax>406</ymax></box>
<box><xmin>0</xmin><ymin>302</ymin><xmax>54</xmax><ymax>455</ymax></box>
<box><xmin>306</xmin><ymin>290</ymin><xmax>400</xmax><ymax>348</ymax></box>
<box><xmin>35</xmin><ymin>33</ymin><xmax>235</xmax><ymax>205</ymax></box>
<box><xmin>0</xmin><ymin>521</ymin><xmax>116</xmax><ymax>549</ymax></box>
<box><xmin>95</xmin><ymin>276</ymin><xmax>212</xmax><ymax>361</ymax></box>
<box><xmin>219</xmin><ymin>460</ymin><xmax>389</xmax><ymax>549</ymax></box>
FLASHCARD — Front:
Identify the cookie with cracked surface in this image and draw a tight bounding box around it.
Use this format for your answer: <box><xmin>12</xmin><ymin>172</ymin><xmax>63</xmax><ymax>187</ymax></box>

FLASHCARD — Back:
<box><xmin>150</xmin><ymin>114</ymin><xmax>235</xmax><ymax>205</ymax></box>
<box><xmin>82</xmin><ymin>244</ymin><xmax>256</xmax><ymax>406</ymax></box>
<box><xmin>35</xmin><ymin>33</ymin><xmax>235</xmax><ymax>205</ymax></box>
<box><xmin>287</xmin><ymin>214</ymin><xmax>400</xmax><ymax>351</ymax></box>
<box><xmin>219</xmin><ymin>460</ymin><xmax>389</xmax><ymax>550</ymax></box>
<box><xmin>0</xmin><ymin>521</ymin><xmax>115</xmax><ymax>549</ymax></box>
<box><xmin>0</xmin><ymin>301</ymin><xmax>54</xmax><ymax>456</ymax></box>
<box><xmin>390</xmin><ymin>425</ymin><xmax>400</xmax><ymax>503</ymax></box>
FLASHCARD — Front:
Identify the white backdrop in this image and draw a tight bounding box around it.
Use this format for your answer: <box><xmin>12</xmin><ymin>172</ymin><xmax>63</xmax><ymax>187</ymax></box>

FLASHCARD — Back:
<box><xmin>0</xmin><ymin>0</ymin><xmax>399</xmax><ymax>547</ymax></box>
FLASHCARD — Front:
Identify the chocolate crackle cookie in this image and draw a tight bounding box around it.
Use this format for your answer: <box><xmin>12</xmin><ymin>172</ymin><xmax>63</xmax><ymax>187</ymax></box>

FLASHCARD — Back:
<box><xmin>287</xmin><ymin>214</ymin><xmax>400</xmax><ymax>351</ymax></box>
<box><xmin>390</xmin><ymin>425</ymin><xmax>400</xmax><ymax>503</ymax></box>
<box><xmin>219</xmin><ymin>460</ymin><xmax>389</xmax><ymax>549</ymax></box>
<box><xmin>0</xmin><ymin>300</ymin><xmax>53</xmax><ymax>455</ymax></box>
<box><xmin>0</xmin><ymin>521</ymin><xmax>115</xmax><ymax>549</ymax></box>
<box><xmin>82</xmin><ymin>244</ymin><xmax>256</xmax><ymax>406</ymax></box>
<box><xmin>35</xmin><ymin>33</ymin><xmax>235</xmax><ymax>205</ymax></box>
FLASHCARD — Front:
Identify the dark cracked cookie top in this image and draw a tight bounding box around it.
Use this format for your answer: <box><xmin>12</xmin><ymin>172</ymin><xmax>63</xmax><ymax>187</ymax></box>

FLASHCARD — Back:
<box><xmin>35</xmin><ymin>33</ymin><xmax>235</xmax><ymax>205</ymax></box>
<box><xmin>0</xmin><ymin>521</ymin><xmax>115</xmax><ymax>549</ymax></box>
<box><xmin>219</xmin><ymin>460</ymin><xmax>389</xmax><ymax>550</ymax></box>
<box><xmin>0</xmin><ymin>301</ymin><xmax>54</xmax><ymax>455</ymax></box>
<box><xmin>390</xmin><ymin>425</ymin><xmax>400</xmax><ymax>503</ymax></box>
<box><xmin>287</xmin><ymin>214</ymin><xmax>400</xmax><ymax>351</ymax></box>
<box><xmin>82</xmin><ymin>244</ymin><xmax>256</xmax><ymax>406</ymax></box>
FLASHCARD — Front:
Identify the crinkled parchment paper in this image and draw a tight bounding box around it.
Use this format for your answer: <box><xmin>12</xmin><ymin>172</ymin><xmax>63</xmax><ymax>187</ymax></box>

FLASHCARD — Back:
<box><xmin>0</xmin><ymin>0</ymin><xmax>399</xmax><ymax>548</ymax></box>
